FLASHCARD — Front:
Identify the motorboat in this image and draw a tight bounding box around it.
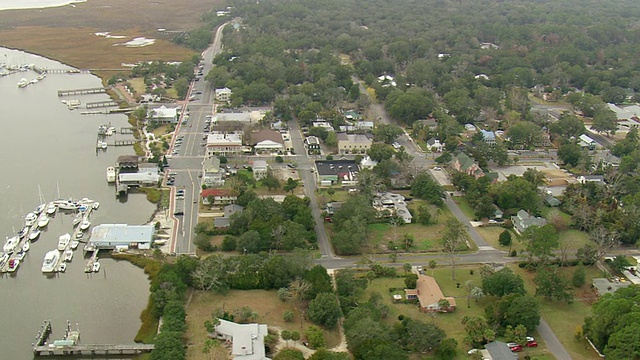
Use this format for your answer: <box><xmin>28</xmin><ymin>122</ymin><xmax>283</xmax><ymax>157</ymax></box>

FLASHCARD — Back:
<box><xmin>22</xmin><ymin>241</ymin><xmax>30</xmax><ymax>252</ymax></box>
<box><xmin>41</xmin><ymin>250</ymin><xmax>60</xmax><ymax>273</ymax></box>
<box><xmin>3</xmin><ymin>236</ymin><xmax>19</xmax><ymax>254</ymax></box>
<box><xmin>17</xmin><ymin>78</ymin><xmax>28</xmax><ymax>88</ymax></box>
<box><xmin>106</xmin><ymin>167</ymin><xmax>116</xmax><ymax>183</ymax></box>
<box><xmin>154</xmin><ymin>239</ymin><xmax>168</xmax><ymax>245</ymax></box>
<box><xmin>80</xmin><ymin>220</ymin><xmax>91</xmax><ymax>231</ymax></box>
<box><xmin>75</xmin><ymin>231</ymin><xmax>83</xmax><ymax>239</ymax></box>
<box><xmin>63</xmin><ymin>249</ymin><xmax>73</xmax><ymax>262</ymax></box>
<box><xmin>25</xmin><ymin>212</ymin><xmax>37</xmax><ymax>227</ymax></box>
<box><xmin>97</xmin><ymin>124</ymin><xmax>108</xmax><ymax>135</ymax></box>
<box><xmin>58</xmin><ymin>263</ymin><xmax>66</xmax><ymax>272</ymax></box>
<box><xmin>37</xmin><ymin>214</ymin><xmax>50</xmax><ymax>228</ymax></box>
<box><xmin>46</xmin><ymin>202</ymin><xmax>57</xmax><ymax>215</ymax></box>
<box><xmin>0</xmin><ymin>252</ymin><xmax>9</xmax><ymax>267</ymax></box>
<box><xmin>57</xmin><ymin>233</ymin><xmax>71</xmax><ymax>251</ymax></box>
<box><xmin>37</xmin><ymin>73</ymin><xmax>46</xmax><ymax>81</ymax></box>
<box><xmin>18</xmin><ymin>226</ymin><xmax>30</xmax><ymax>239</ymax></box>
<box><xmin>72</xmin><ymin>217</ymin><xmax>82</xmax><ymax>227</ymax></box>
<box><xmin>7</xmin><ymin>259</ymin><xmax>19</xmax><ymax>272</ymax></box>
<box><xmin>54</xmin><ymin>199</ymin><xmax>79</xmax><ymax>211</ymax></box>
<box><xmin>15</xmin><ymin>250</ymin><xmax>26</xmax><ymax>261</ymax></box>
<box><xmin>96</xmin><ymin>140</ymin><xmax>108</xmax><ymax>150</ymax></box>
<box><xmin>92</xmin><ymin>261</ymin><xmax>101</xmax><ymax>273</ymax></box>
<box><xmin>35</xmin><ymin>203</ymin><xmax>46</xmax><ymax>214</ymax></box>
<box><xmin>29</xmin><ymin>228</ymin><xmax>41</xmax><ymax>241</ymax></box>
<box><xmin>92</xmin><ymin>202</ymin><xmax>100</xmax><ymax>210</ymax></box>
<box><xmin>70</xmin><ymin>240</ymin><xmax>79</xmax><ymax>250</ymax></box>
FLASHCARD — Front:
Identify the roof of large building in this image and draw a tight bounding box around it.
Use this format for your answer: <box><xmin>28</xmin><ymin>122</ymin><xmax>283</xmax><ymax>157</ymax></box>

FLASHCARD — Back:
<box><xmin>336</xmin><ymin>132</ymin><xmax>373</xmax><ymax>143</ymax></box>
<box><xmin>413</xmin><ymin>274</ymin><xmax>456</xmax><ymax>308</ymax></box>
<box><xmin>150</xmin><ymin>105</ymin><xmax>179</xmax><ymax>119</ymax></box>
<box><xmin>89</xmin><ymin>224</ymin><xmax>155</xmax><ymax>245</ymax></box>
<box><xmin>485</xmin><ymin>341</ymin><xmax>518</xmax><ymax>360</ymax></box>
<box><xmin>607</xmin><ymin>103</ymin><xmax>635</xmax><ymax>120</ymax></box>
<box><xmin>215</xmin><ymin>319</ymin><xmax>269</xmax><ymax>360</ymax></box>
<box><xmin>201</xmin><ymin>188</ymin><xmax>235</xmax><ymax>197</ymax></box>
<box><xmin>206</xmin><ymin>133</ymin><xmax>242</xmax><ymax>146</ymax></box>
<box><xmin>250</xmin><ymin>129</ymin><xmax>284</xmax><ymax>146</ymax></box>
<box><xmin>252</xmin><ymin>160</ymin><xmax>267</xmax><ymax>170</ymax></box>
<box><xmin>118</xmin><ymin>172</ymin><xmax>160</xmax><ymax>183</ymax></box>
<box><xmin>315</xmin><ymin>160</ymin><xmax>359</xmax><ymax>176</ymax></box>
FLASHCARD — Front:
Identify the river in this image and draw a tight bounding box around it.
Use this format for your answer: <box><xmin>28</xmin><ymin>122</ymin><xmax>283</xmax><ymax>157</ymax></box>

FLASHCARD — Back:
<box><xmin>0</xmin><ymin>47</ymin><xmax>155</xmax><ymax>359</ymax></box>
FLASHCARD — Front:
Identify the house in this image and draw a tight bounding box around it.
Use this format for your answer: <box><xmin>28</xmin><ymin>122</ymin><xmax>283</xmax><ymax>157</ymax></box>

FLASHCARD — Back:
<box><xmin>377</xmin><ymin>74</ymin><xmax>397</xmax><ymax>87</ymax></box>
<box><xmin>480</xmin><ymin>130</ymin><xmax>496</xmax><ymax>146</ymax></box>
<box><xmin>451</xmin><ymin>152</ymin><xmax>484</xmax><ymax>179</ymax></box>
<box><xmin>305</xmin><ymin>136</ymin><xmax>321</xmax><ymax>154</ymax></box>
<box><xmin>312</xmin><ymin>121</ymin><xmax>335</xmax><ymax>132</ymax></box>
<box><xmin>214</xmin><ymin>204</ymin><xmax>244</xmax><ymax>228</ymax></box>
<box><xmin>149</xmin><ymin>105</ymin><xmax>179</xmax><ymax>123</ymax></box>
<box><xmin>592</xmin><ymin>278</ymin><xmax>631</xmax><ymax>297</ymax></box>
<box><xmin>344</xmin><ymin>110</ymin><xmax>360</xmax><ymax>120</ymax></box>
<box><xmin>201</xmin><ymin>188</ymin><xmax>237</xmax><ymax>205</ymax></box>
<box><xmin>464</xmin><ymin>123</ymin><xmax>477</xmax><ymax>132</ymax></box>
<box><xmin>206</xmin><ymin>132</ymin><xmax>243</xmax><ymax>157</ymax></box>
<box><xmin>203</xmin><ymin>156</ymin><xmax>224</xmax><ymax>187</ymax></box>
<box><xmin>215</xmin><ymin>87</ymin><xmax>232</xmax><ymax>102</ymax></box>
<box><xmin>544</xmin><ymin>194</ymin><xmax>562</xmax><ymax>207</ymax></box>
<box><xmin>577</xmin><ymin>175</ymin><xmax>605</xmax><ymax>184</ymax></box>
<box><xmin>250</xmin><ymin>129</ymin><xmax>285</xmax><ymax>154</ymax></box>
<box><xmin>116</xmin><ymin>155</ymin><xmax>140</xmax><ymax>173</ymax></box>
<box><xmin>480</xmin><ymin>42</ymin><xmax>500</xmax><ymax>50</ymax></box>
<box><xmin>607</xmin><ymin>103</ymin><xmax>636</xmax><ymax>121</ymax></box>
<box><xmin>252</xmin><ymin>160</ymin><xmax>268</xmax><ymax>180</ymax></box>
<box><xmin>360</xmin><ymin>155</ymin><xmax>378</xmax><ymax>170</ymax></box>
<box><xmin>427</xmin><ymin>138</ymin><xmax>444</xmax><ymax>152</ymax></box>
<box><xmin>484</xmin><ymin>341</ymin><xmax>519</xmax><ymax>360</ymax></box>
<box><xmin>355</xmin><ymin>121</ymin><xmax>374</xmax><ymax>131</ymax></box>
<box><xmin>270</xmin><ymin>120</ymin><xmax>287</xmax><ymax>130</ymax></box>
<box><xmin>404</xmin><ymin>274</ymin><xmax>456</xmax><ymax>313</ymax></box>
<box><xmin>337</xmin><ymin>133</ymin><xmax>373</xmax><ymax>154</ymax></box>
<box><xmin>593</xmin><ymin>150</ymin><xmax>621</xmax><ymax>168</ymax></box>
<box><xmin>373</xmin><ymin>192</ymin><xmax>412</xmax><ymax>223</ymax></box>
<box><xmin>511</xmin><ymin>210</ymin><xmax>547</xmax><ymax>234</ymax></box>
<box><xmin>211</xmin><ymin>319</ymin><xmax>270</xmax><ymax>360</ymax></box>
<box><xmin>314</xmin><ymin>160</ymin><xmax>359</xmax><ymax>186</ymax></box>
<box><xmin>416</xmin><ymin>118</ymin><xmax>438</xmax><ymax>130</ymax></box>
<box><xmin>578</xmin><ymin>134</ymin><xmax>597</xmax><ymax>150</ymax></box>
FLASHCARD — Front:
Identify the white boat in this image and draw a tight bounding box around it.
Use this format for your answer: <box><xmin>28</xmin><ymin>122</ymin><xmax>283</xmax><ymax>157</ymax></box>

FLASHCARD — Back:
<box><xmin>41</xmin><ymin>250</ymin><xmax>60</xmax><ymax>273</ymax></box>
<box><xmin>35</xmin><ymin>203</ymin><xmax>46</xmax><ymax>214</ymax></box>
<box><xmin>37</xmin><ymin>214</ymin><xmax>50</xmax><ymax>228</ymax></box>
<box><xmin>92</xmin><ymin>261</ymin><xmax>101</xmax><ymax>273</ymax></box>
<box><xmin>17</xmin><ymin>78</ymin><xmax>28</xmax><ymax>88</ymax></box>
<box><xmin>80</xmin><ymin>220</ymin><xmax>91</xmax><ymax>231</ymax></box>
<box><xmin>98</xmin><ymin>124</ymin><xmax>108</xmax><ymax>135</ymax></box>
<box><xmin>58</xmin><ymin>263</ymin><xmax>66</xmax><ymax>272</ymax></box>
<box><xmin>37</xmin><ymin>73</ymin><xmax>46</xmax><ymax>81</ymax></box>
<box><xmin>72</xmin><ymin>217</ymin><xmax>81</xmax><ymax>227</ymax></box>
<box><xmin>29</xmin><ymin>228</ymin><xmax>41</xmax><ymax>241</ymax></box>
<box><xmin>70</xmin><ymin>240</ymin><xmax>79</xmax><ymax>250</ymax></box>
<box><xmin>3</xmin><ymin>236</ymin><xmax>19</xmax><ymax>254</ymax></box>
<box><xmin>54</xmin><ymin>199</ymin><xmax>79</xmax><ymax>211</ymax></box>
<box><xmin>154</xmin><ymin>239</ymin><xmax>168</xmax><ymax>245</ymax></box>
<box><xmin>106</xmin><ymin>167</ymin><xmax>116</xmax><ymax>183</ymax></box>
<box><xmin>15</xmin><ymin>250</ymin><xmax>26</xmax><ymax>261</ymax></box>
<box><xmin>18</xmin><ymin>226</ymin><xmax>30</xmax><ymax>239</ymax></box>
<box><xmin>97</xmin><ymin>140</ymin><xmax>108</xmax><ymax>149</ymax></box>
<box><xmin>22</xmin><ymin>241</ymin><xmax>30</xmax><ymax>252</ymax></box>
<box><xmin>46</xmin><ymin>202</ymin><xmax>57</xmax><ymax>215</ymax></box>
<box><xmin>57</xmin><ymin>233</ymin><xmax>71</xmax><ymax>251</ymax></box>
<box><xmin>29</xmin><ymin>79</ymin><xmax>38</xmax><ymax>84</ymax></box>
<box><xmin>25</xmin><ymin>212</ymin><xmax>37</xmax><ymax>227</ymax></box>
<box><xmin>92</xmin><ymin>202</ymin><xmax>100</xmax><ymax>210</ymax></box>
<box><xmin>63</xmin><ymin>249</ymin><xmax>73</xmax><ymax>262</ymax></box>
<box><xmin>0</xmin><ymin>253</ymin><xmax>9</xmax><ymax>267</ymax></box>
<box><xmin>7</xmin><ymin>258</ymin><xmax>19</xmax><ymax>272</ymax></box>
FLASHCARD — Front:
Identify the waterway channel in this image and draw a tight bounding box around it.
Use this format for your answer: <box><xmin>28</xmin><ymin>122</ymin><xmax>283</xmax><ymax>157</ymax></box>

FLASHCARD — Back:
<box><xmin>0</xmin><ymin>47</ymin><xmax>155</xmax><ymax>359</ymax></box>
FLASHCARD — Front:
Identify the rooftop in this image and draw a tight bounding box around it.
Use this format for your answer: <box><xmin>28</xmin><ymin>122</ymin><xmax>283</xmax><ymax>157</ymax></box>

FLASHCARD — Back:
<box><xmin>207</xmin><ymin>133</ymin><xmax>242</xmax><ymax>146</ymax></box>
<box><xmin>250</xmin><ymin>129</ymin><xmax>284</xmax><ymax>146</ymax></box>
<box><xmin>315</xmin><ymin>160</ymin><xmax>359</xmax><ymax>176</ymax></box>
<box><xmin>89</xmin><ymin>224</ymin><xmax>155</xmax><ymax>245</ymax></box>
<box><xmin>214</xmin><ymin>319</ymin><xmax>269</xmax><ymax>360</ymax></box>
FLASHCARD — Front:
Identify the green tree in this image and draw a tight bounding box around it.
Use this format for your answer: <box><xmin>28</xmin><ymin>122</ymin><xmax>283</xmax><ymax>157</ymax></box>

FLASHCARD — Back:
<box><xmin>440</xmin><ymin>219</ymin><xmax>467</xmax><ymax>280</ymax></box>
<box><xmin>403</xmin><ymin>318</ymin><xmax>446</xmax><ymax>352</ymax></box>
<box><xmin>404</xmin><ymin>274</ymin><xmax>418</xmax><ymax>289</ymax></box>
<box><xmin>534</xmin><ymin>265</ymin><xmax>574</xmax><ymax>303</ymax></box>
<box><xmin>274</xmin><ymin>349</ymin><xmax>305</xmax><ymax>360</ymax></box>
<box><xmin>174</xmin><ymin>77</ymin><xmax>190</xmax><ymax>99</ymax></box>
<box><xmin>373</xmin><ymin>124</ymin><xmax>403</xmax><ymax>144</ymax></box>
<box><xmin>482</xmin><ymin>268</ymin><xmax>526</xmax><ymax>297</ymax></box>
<box><xmin>283</xmin><ymin>310</ymin><xmax>295</xmax><ymax>322</ymax></box>
<box><xmin>262</xmin><ymin>173</ymin><xmax>281</xmax><ymax>191</ymax></box>
<box><xmin>498</xmin><ymin>230</ymin><xmax>513</xmax><ymax>251</ymax></box>
<box><xmin>305</xmin><ymin>325</ymin><xmax>326</xmax><ymax>349</ymax></box>
<box><xmin>436</xmin><ymin>338</ymin><xmax>458</xmax><ymax>360</ymax></box>
<box><xmin>461</xmin><ymin>316</ymin><xmax>495</xmax><ymax>348</ymax></box>
<box><xmin>558</xmin><ymin>142</ymin><xmax>583</xmax><ymax>167</ymax></box>
<box><xmin>572</xmin><ymin>264</ymin><xmax>586</xmax><ymax>288</ymax></box>
<box><xmin>411</xmin><ymin>172</ymin><xmax>445</xmax><ymax>206</ymax></box>
<box><xmin>308</xmin><ymin>349</ymin><xmax>351</xmax><ymax>360</ymax></box>
<box><xmin>507</xmin><ymin>121</ymin><xmax>542</xmax><ymax>149</ymax></box>
<box><xmin>520</xmin><ymin>224</ymin><xmax>560</xmax><ymax>264</ymax></box>
<box><xmin>493</xmin><ymin>176</ymin><xmax>541</xmax><ymax>213</ymax></box>
<box><xmin>592</xmin><ymin>106</ymin><xmax>618</xmax><ymax>135</ymax></box>
<box><xmin>308</xmin><ymin>293</ymin><xmax>343</xmax><ymax>328</ymax></box>
<box><xmin>416</xmin><ymin>205</ymin><xmax>432</xmax><ymax>225</ymax></box>
<box><xmin>283</xmin><ymin>178</ymin><xmax>299</xmax><ymax>193</ymax></box>
<box><xmin>367</xmin><ymin>142</ymin><xmax>395</xmax><ymax>162</ymax></box>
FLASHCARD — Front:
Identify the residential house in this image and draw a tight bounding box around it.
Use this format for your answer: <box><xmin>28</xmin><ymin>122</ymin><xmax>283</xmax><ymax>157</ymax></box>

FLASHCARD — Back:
<box><xmin>344</xmin><ymin>110</ymin><xmax>360</xmax><ymax>120</ymax></box>
<box><xmin>211</xmin><ymin>319</ymin><xmax>270</xmax><ymax>360</ymax></box>
<box><xmin>215</xmin><ymin>87</ymin><xmax>232</xmax><ymax>102</ymax></box>
<box><xmin>480</xmin><ymin>130</ymin><xmax>496</xmax><ymax>146</ymax></box>
<box><xmin>544</xmin><ymin>194</ymin><xmax>562</xmax><ymax>207</ymax></box>
<box><xmin>480</xmin><ymin>42</ymin><xmax>500</xmax><ymax>50</ymax></box>
<box><xmin>214</xmin><ymin>204</ymin><xmax>244</xmax><ymax>228</ymax></box>
<box><xmin>377</xmin><ymin>74</ymin><xmax>397</xmax><ymax>87</ymax></box>
<box><xmin>250</xmin><ymin>129</ymin><xmax>285</xmax><ymax>154</ymax></box>
<box><xmin>404</xmin><ymin>274</ymin><xmax>456</xmax><ymax>313</ymax></box>
<box><xmin>337</xmin><ymin>133</ymin><xmax>373</xmax><ymax>154</ymax></box>
<box><xmin>312</xmin><ymin>121</ymin><xmax>335</xmax><ymax>132</ymax></box>
<box><xmin>314</xmin><ymin>160</ymin><xmax>359</xmax><ymax>186</ymax></box>
<box><xmin>427</xmin><ymin>138</ymin><xmax>444</xmax><ymax>152</ymax></box>
<box><xmin>511</xmin><ymin>210</ymin><xmax>547</xmax><ymax>234</ymax></box>
<box><xmin>579</xmin><ymin>134</ymin><xmax>597</xmax><ymax>150</ymax></box>
<box><xmin>451</xmin><ymin>152</ymin><xmax>484</xmax><ymax>179</ymax></box>
<box><xmin>305</xmin><ymin>136</ymin><xmax>321</xmax><ymax>154</ymax></box>
<box><xmin>416</xmin><ymin>118</ymin><xmax>438</xmax><ymax>130</ymax></box>
<box><xmin>252</xmin><ymin>160</ymin><xmax>268</xmax><ymax>180</ymax></box>
<box><xmin>464</xmin><ymin>123</ymin><xmax>477</xmax><ymax>132</ymax></box>
<box><xmin>203</xmin><ymin>156</ymin><xmax>224</xmax><ymax>187</ymax></box>
<box><xmin>149</xmin><ymin>105</ymin><xmax>179</xmax><ymax>123</ymax></box>
<box><xmin>270</xmin><ymin>120</ymin><xmax>286</xmax><ymax>131</ymax></box>
<box><xmin>359</xmin><ymin>155</ymin><xmax>378</xmax><ymax>170</ymax></box>
<box><xmin>577</xmin><ymin>175</ymin><xmax>605</xmax><ymax>184</ymax></box>
<box><xmin>355</xmin><ymin>121</ymin><xmax>374</xmax><ymax>131</ymax></box>
<box><xmin>205</xmin><ymin>132</ymin><xmax>243</xmax><ymax>157</ymax></box>
<box><xmin>373</xmin><ymin>192</ymin><xmax>412</xmax><ymax>223</ymax></box>
<box><xmin>593</xmin><ymin>150</ymin><xmax>621</xmax><ymax>168</ymax></box>
<box><xmin>201</xmin><ymin>188</ymin><xmax>237</xmax><ymax>206</ymax></box>
<box><xmin>484</xmin><ymin>341</ymin><xmax>518</xmax><ymax>360</ymax></box>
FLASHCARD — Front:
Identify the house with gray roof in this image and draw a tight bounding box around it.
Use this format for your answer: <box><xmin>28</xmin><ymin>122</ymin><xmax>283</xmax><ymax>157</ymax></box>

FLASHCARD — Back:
<box><xmin>511</xmin><ymin>210</ymin><xmax>547</xmax><ymax>234</ymax></box>
<box><xmin>427</xmin><ymin>138</ymin><xmax>443</xmax><ymax>152</ymax></box>
<box><xmin>484</xmin><ymin>341</ymin><xmax>518</xmax><ymax>360</ymax></box>
<box><xmin>212</xmin><ymin>319</ymin><xmax>270</xmax><ymax>360</ymax></box>
<box><xmin>214</xmin><ymin>204</ymin><xmax>244</xmax><ymax>228</ymax></box>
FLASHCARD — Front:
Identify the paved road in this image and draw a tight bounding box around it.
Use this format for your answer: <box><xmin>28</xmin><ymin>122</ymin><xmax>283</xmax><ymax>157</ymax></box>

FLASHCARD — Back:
<box><xmin>537</xmin><ymin>318</ymin><xmax>573</xmax><ymax>360</ymax></box>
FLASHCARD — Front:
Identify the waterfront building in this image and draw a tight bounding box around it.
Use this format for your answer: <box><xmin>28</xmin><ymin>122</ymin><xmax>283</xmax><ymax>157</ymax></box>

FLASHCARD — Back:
<box><xmin>88</xmin><ymin>224</ymin><xmax>155</xmax><ymax>250</ymax></box>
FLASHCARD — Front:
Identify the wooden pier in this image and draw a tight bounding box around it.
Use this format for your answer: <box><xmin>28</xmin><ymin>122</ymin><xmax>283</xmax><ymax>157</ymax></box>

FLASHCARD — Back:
<box><xmin>57</xmin><ymin>88</ymin><xmax>106</xmax><ymax>97</ymax></box>
<box><xmin>86</xmin><ymin>100</ymin><xmax>119</xmax><ymax>109</ymax></box>
<box><xmin>119</xmin><ymin>127</ymin><xmax>135</xmax><ymax>134</ymax></box>
<box><xmin>113</xmin><ymin>140</ymin><xmax>138</xmax><ymax>146</ymax></box>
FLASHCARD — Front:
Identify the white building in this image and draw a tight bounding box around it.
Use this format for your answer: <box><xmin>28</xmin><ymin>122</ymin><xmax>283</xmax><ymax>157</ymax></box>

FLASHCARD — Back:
<box><xmin>88</xmin><ymin>224</ymin><xmax>155</xmax><ymax>250</ymax></box>
<box><xmin>203</xmin><ymin>156</ymin><xmax>224</xmax><ymax>187</ymax></box>
<box><xmin>206</xmin><ymin>132</ymin><xmax>243</xmax><ymax>157</ymax></box>
<box><xmin>252</xmin><ymin>160</ymin><xmax>268</xmax><ymax>180</ymax></box>
<box><xmin>212</xmin><ymin>319</ymin><xmax>270</xmax><ymax>360</ymax></box>
<box><xmin>149</xmin><ymin>105</ymin><xmax>179</xmax><ymax>123</ymax></box>
<box><xmin>215</xmin><ymin>87</ymin><xmax>232</xmax><ymax>102</ymax></box>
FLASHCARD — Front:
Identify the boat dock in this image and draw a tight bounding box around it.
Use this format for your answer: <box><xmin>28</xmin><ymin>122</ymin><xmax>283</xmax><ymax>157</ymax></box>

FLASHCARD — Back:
<box><xmin>32</xmin><ymin>321</ymin><xmax>154</xmax><ymax>356</ymax></box>
<box><xmin>113</xmin><ymin>140</ymin><xmax>138</xmax><ymax>146</ymax></box>
<box><xmin>57</xmin><ymin>88</ymin><xmax>106</xmax><ymax>97</ymax></box>
<box><xmin>120</xmin><ymin>127</ymin><xmax>135</xmax><ymax>134</ymax></box>
<box><xmin>86</xmin><ymin>100</ymin><xmax>119</xmax><ymax>109</ymax></box>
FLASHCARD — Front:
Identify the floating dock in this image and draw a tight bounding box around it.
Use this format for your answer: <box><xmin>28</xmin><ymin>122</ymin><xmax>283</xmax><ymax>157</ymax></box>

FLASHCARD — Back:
<box><xmin>86</xmin><ymin>100</ymin><xmax>119</xmax><ymax>109</ymax></box>
<box><xmin>57</xmin><ymin>88</ymin><xmax>106</xmax><ymax>97</ymax></box>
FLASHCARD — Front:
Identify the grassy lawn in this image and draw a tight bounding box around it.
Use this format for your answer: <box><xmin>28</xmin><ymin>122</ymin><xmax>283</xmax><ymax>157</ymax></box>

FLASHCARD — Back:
<box><xmin>452</xmin><ymin>196</ymin><xmax>476</xmax><ymax>220</ymax></box>
<box><xmin>316</xmin><ymin>188</ymin><xmax>351</xmax><ymax>206</ymax></box>
<box><xmin>359</xmin><ymin>267</ymin><xmax>551</xmax><ymax>359</ymax></box>
<box><xmin>185</xmin><ymin>290</ymin><xmax>341</xmax><ymax>360</ymax></box>
<box><xmin>476</xmin><ymin>226</ymin><xmax>514</xmax><ymax>250</ymax></box>
<box><xmin>510</xmin><ymin>264</ymin><xmax>603</xmax><ymax>360</ymax></box>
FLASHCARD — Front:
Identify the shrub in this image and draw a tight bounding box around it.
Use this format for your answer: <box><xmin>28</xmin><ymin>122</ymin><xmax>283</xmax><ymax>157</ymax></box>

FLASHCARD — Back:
<box><xmin>275</xmin><ymin>156</ymin><xmax>284</xmax><ymax>163</ymax></box>
<box><xmin>305</xmin><ymin>326</ymin><xmax>325</xmax><ymax>349</ymax></box>
<box><xmin>221</xmin><ymin>236</ymin><xmax>237</xmax><ymax>252</ymax></box>
<box><xmin>283</xmin><ymin>310</ymin><xmax>294</xmax><ymax>322</ymax></box>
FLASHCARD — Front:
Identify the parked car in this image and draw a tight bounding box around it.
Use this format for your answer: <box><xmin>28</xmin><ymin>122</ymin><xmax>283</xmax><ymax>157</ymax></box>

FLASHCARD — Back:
<box><xmin>507</xmin><ymin>343</ymin><xmax>523</xmax><ymax>352</ymax></box>
<box><xmin>324</xmin><ymin>217</ymin><xmax>332</xmax><ymax>223</ymax></box>
<box><xmin>526</xmin><ymin>340</ymin><xmax>538</xmax><ymax>347</ymax></box>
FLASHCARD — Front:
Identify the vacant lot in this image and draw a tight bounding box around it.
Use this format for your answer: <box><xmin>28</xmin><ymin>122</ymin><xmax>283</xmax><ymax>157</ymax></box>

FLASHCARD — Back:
<box><xmin>0</xmin><ymin>0</ymin><xmax>222</xmax><ymax>79</ymax></box>
<box><xmin>185</xmin><ymin>289</ymin><xmax>341</xmax><ymax>360</ymax></box>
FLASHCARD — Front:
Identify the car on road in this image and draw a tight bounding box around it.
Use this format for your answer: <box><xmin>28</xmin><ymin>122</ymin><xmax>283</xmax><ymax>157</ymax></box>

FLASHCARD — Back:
<box><xmin>392</xmin><ymin>142</ymin><xmax>401</xmax><ymax>149</ymax></box>
<box><xmin>433</xmin><ymin>166</ymin><xmax>442</xmax><ymax>170</ymax></box>
<box><xmin>195</xmin><ymin>91</ymin><xmax>202</xmax><ymax>94</ymax></box>
<box><xmin>166</xmin><ymin>180</ymin><xmax>174</xmax><ymax>186</ymax></box>
<box><xmin>324</xmin><ymin>217</ymin><xmax>332</xmax><ymax>223</ymax></box>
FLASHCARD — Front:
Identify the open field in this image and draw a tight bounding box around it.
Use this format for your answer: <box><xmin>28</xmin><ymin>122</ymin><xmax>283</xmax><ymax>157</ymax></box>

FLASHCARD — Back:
<box><xmin>0</xmin><ymin>0</ymin><xmax>222</xmax><ymax>80</ymax></box>
<box><xmin>185</xmin><ymin>289</ymin><xmax>341</xmax><ymax>360</ymax></box>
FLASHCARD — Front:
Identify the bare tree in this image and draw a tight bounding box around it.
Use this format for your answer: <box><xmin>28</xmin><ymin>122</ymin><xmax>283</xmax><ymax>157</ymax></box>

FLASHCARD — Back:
<box><xmin>589</xmin><ymin>226</ymin><xmax>620</xmax><ymax>262</ymax></box>
<box><xmin>192</xmin><ymin>254</ymin><xmax>226</xmax><ymax>292</ymax></box>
